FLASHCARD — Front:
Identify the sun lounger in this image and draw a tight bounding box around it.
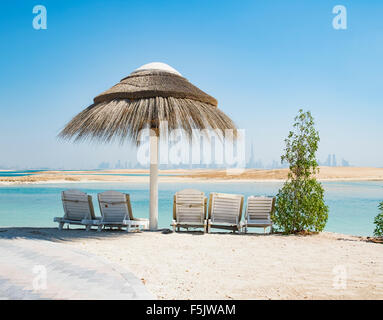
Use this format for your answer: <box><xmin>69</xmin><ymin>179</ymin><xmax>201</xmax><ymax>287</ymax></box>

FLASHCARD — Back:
<box><xmin>171</xmin><ymin>189</ymin><xmax>207</xmax><ymax>232</ymax></box>
<box><xmin>207</xmin><ymin>192</ymin><xmax>244</xmax><ymax>233</ymax></box>
<box><xmin>92</xmin><ymin>191</ymin><xmax>149</xmax><ymax>232</ymax></box>
<box><xmin>54</xmin><ymin>189</ymin><xmax>99</xmax><ymax>231</ymax></box>
<box><xmin>241</xmin><ymin>196</ymin><xmax>275</xmax><ymax>233</ymax></box>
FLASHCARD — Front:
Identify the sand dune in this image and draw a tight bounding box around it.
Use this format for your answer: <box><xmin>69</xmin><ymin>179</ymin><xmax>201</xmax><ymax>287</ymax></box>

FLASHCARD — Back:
<box><xmin>180</xmin><ymin>167</ymin><xmax>383</xmax><ymax>181</ymax></box>
<box><xmin>1</xmin><ymin>167</ymin><xmax>383</xmax><ymax>184</ymax></box>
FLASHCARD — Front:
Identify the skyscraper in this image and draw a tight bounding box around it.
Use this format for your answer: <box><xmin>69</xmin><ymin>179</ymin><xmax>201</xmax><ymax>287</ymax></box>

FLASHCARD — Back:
<box><xmin>326</xmin><ymin>154</ymin><xmax>331</xmax><ymax>166</ymax></box>
<box><xmin>247</xmin><ymin>141</ymin><xmax>256</xmax><ymax>168</ymax></box>
<box><xmin>332</xmin><ymin>154</ymin><xmax>337</xmax><ymax>167</ymax></box>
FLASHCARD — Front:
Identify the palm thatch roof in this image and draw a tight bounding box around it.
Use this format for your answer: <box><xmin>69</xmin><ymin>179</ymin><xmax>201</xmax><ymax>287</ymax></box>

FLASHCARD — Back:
<box><xmin>59</xmin><ymin>62</ymin><xmax>237</xmax><ymax>145</ymax></box>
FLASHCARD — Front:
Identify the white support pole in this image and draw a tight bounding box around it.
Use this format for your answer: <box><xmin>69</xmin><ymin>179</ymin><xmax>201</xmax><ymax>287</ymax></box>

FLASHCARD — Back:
<box><xmin>149</xmin><ymin>129</ymin><xmax>159</xmax><ymax>230</ymax></box>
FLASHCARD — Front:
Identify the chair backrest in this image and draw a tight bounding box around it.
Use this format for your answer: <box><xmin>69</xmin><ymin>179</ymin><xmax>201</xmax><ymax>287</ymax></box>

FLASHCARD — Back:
<box><xmin>98</xmin><ymin>191</ymin><xmax>132</xmax><ymax>223</ymax></box>
<box><xmin>173</xmin><ymin>189</ymin><xmax>206</xmax><ymax>224</ymax></box>
<box><xmin>246</xmin><ymin>196</ymin><xmax>275</xmax><ymax>222</ymax></box>
<box><xmin>208</xmin><ymin>193</ymin><xmax>244</xmax><ymax>225</ymax></box>
<box><xmin>61</xmin><ymin>189</ymin><xmax>95</xmax><ymax>221</ymax></box>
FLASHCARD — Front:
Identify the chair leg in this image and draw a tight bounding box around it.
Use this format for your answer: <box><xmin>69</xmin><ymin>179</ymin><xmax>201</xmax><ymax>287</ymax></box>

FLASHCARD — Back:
<box><xmin>86</xmin><ymin>225</ymin><xmax>91</xmax><ymax>232</ymax></box>
<box><xmin>97</xmin><ymin>225</ymin><xmax>103</xmax><ymax>232</ymax></box>
<box><xmin>58</xmin><ymin>222</ymin><xmax>64</xmax><ymax>230</ymax></box>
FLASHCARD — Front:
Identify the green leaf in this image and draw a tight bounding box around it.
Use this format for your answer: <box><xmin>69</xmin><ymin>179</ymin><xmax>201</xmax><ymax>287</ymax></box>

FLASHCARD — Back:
<box><xmin>273</xmin><ymin>109</ymin><xmax>329</xmax><ymax>234</ymax></box>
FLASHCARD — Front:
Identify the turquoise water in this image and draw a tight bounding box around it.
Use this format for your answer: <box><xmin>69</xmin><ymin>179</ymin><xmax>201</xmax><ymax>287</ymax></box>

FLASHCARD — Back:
<box><xmin>67</xmin><ymin>173</ymin><xmax>180</xmax><ymax>176</ymax></box>
<box><xmin>0</xmin><ymin>170</ymin><xmax>47</xmax><ymax>177</ymax></box>
<box><xmin>0</xmin><ymin>181</ymin><xmax>382</xmax><ymax>236</ymax></box>
<box><xmin>0</xmin><ymin>170</ymin><xmax>178</xmax><ymax>177</ymax></box>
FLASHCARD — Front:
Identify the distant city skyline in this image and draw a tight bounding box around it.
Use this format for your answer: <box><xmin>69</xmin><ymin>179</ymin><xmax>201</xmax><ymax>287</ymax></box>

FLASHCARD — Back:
<box><xmin>0</xmin><ymin>145</ymin><xmax>353</xmax><ymax>171</ymax></box>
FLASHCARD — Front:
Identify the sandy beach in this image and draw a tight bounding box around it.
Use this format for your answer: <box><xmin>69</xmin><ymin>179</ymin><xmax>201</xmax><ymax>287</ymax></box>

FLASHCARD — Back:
<box><xmin>1</xmin><ymin>227</ymin><xmax>382</xmax><ymax>300</ymax></box>
<box><xmin>1</xmin><ymin>167</ymin><xmax>383</xmax><ymax>184</ymax></box>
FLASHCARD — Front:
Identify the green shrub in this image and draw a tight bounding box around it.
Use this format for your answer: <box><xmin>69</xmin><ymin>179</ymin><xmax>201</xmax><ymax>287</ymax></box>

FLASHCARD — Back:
<box><xmin>272</xmin><ymin>109</ymin><xmax>329</xmax><ymax>234</ymax></box>
<box><xmin>373</xmin><ymin>202</ymin><xmax>383</xmax><ymax>237</ymax></box>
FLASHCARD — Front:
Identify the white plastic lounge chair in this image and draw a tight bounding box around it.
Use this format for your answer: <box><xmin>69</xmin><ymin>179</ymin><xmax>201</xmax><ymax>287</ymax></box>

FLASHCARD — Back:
<box><xmin>241</xmin><ymin>196</ymin><xmax>275</xmax><ymax>233</ymax></box>
<box><xmin>92</xmin><ymin>191</ymin><xmax>149</xmax><ymax>232</ymax></box>
<box><xmin>171</xmin><ymin>189</ymin><xmax>207</xmax><ymax>232</ymax></box>
<box><xmin>207</xmin><ymin>192</ymin><xmax>244</xmax><ymax>233</ymax></box>
<box><xmin>54</xmin><ymin>189</ymin><xmax>98</xmax><ymax>231</ymax></box>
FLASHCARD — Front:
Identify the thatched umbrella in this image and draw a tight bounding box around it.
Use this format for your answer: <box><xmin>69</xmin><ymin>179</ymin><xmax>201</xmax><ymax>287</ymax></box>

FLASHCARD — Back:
<box><xmin>59</xmin><ymin>62</ymin><xmax>237</xmax><ymax>230</ymax></box>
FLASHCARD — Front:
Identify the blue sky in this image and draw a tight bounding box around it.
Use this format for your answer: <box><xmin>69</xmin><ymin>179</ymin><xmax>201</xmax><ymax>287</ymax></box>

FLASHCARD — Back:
<box><xmin>0</xmin><ymin>0</ymin><xmax>382</xmax><ymax>169</ymax></box>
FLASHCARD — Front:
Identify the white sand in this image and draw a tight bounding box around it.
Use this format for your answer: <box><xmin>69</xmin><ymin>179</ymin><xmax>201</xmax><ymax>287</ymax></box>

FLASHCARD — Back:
<box><xmin>1</xmin><ymin>167</ymin><xmax>383</xmax><ymax>185</ymax></box>
<box><xmin>3</xmin><ymin>228</ymin><xmax>381</xmax><ymax>300</ymax></box>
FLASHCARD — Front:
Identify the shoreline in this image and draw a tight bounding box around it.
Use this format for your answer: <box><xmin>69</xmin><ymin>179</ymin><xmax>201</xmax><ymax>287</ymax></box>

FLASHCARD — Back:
<box><xmin>1</xmin><ymin>167</ymin><xmax>383</xmax><ymax>185</ymax></box>
<box><xmin>2</xmin><ymin>177</ymin><xmax>383</xmax><ymax>186</ymax></box>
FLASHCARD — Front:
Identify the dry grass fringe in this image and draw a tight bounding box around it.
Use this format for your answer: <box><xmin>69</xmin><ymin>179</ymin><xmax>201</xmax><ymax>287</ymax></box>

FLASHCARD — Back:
<box><xmin>59</xmin><ymin>97</ymin><xmax>237</xmax><ymax>145</ymax></box>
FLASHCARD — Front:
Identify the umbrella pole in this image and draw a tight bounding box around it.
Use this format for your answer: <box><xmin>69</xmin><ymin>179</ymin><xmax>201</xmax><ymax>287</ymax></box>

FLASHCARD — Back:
<box><xmin>149</xmin><ymin>129</ymin><xmax>159</xmax><ymax>230</ymax></box>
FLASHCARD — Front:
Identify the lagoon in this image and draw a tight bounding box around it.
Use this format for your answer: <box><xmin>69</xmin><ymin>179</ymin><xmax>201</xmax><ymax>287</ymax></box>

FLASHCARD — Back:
<box><xmin>0</xmin><ymin>181</ymin><xmax>382</xmax><ymax>236</ymax></box>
